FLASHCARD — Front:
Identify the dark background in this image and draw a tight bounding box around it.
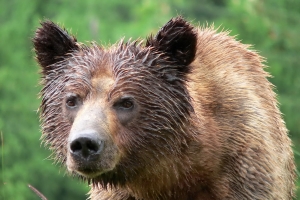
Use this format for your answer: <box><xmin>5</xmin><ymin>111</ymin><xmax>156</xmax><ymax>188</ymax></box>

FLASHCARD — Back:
<box><xmin>1</xmin><ymin>0</ymin><xmax>299</xmax><ymax>199</ymax></box>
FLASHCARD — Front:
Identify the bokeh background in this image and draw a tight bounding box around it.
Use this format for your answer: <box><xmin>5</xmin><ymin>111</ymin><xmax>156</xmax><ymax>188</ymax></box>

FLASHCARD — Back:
<box><xmin>0</xmin><ymin>0</ymin><xmax>299</xmax><ymax>199</ymax></box>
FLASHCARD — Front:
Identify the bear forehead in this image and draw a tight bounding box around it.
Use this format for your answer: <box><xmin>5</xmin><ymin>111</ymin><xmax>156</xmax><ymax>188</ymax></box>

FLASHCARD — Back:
<box><xmin>72</xmin><ymin>43</ymin><xmax>149</xmax><ymax>76</ymax></box>
<box><xmin>66</xmin><ymin>46</ymin><xmax>147</xmax><ymax>97</ymax></box>
<box><xmin>91</xmin><ymin>75</ymin><xmax>115</xmax><ymax>97</ymax></box>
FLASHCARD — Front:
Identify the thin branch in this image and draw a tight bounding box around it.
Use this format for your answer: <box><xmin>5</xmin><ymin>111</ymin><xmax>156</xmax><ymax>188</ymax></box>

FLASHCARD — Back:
<box><xmin>28</xmin><ymin>184</ymin><xmax>48</xmax><ymax>200</ymax></box>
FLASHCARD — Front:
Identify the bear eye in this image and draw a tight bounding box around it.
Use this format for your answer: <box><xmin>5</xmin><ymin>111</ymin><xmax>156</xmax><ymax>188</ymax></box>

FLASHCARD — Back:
<box><xmin>120</xmin><ymin>100</ymin><xmax>133</xmax><ymax>109</ymax></box>
<box><xmin>114</xmin><ymin>97</ymin><xmax>134</xmax><ymax>110</ymax></box>
<box><xmin>65</xmin><ymin>94</ymin><xmax>80</xmax><ymax>108</ymax></box>
<box><xmin>66</xmin><ymin>98</ymin><xmax>76</xmax><ymax>107</ymax></box>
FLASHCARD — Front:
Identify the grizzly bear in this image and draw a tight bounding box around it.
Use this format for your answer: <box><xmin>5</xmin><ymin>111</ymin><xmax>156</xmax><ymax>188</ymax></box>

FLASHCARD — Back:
<box><xmin>33</xmin><ymin>17</ymin><xmax>295</xmax><ymax>200</ymax></box>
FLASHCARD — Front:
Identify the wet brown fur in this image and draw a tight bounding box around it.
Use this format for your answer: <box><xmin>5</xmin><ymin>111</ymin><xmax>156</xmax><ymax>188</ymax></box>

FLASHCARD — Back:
<box><xmin>33</xmin><ymin>17</ymin><xmax>295</xmax><ymax>200</ymax></box>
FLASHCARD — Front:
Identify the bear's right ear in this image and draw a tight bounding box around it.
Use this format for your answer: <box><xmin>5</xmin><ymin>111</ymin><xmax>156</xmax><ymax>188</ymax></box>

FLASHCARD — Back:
<box><xmin>33</xmin><ymin>21</ymin><xmax>78</xmax><ymax>74</ymax></box>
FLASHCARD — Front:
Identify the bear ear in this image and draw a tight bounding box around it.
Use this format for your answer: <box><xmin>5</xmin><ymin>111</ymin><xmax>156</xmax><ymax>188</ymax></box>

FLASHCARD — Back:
<box><xmin>146</xmin><ymin>16</ymin><xmax>197</xmax><ymax>67</ymax></box>
<box><xmin>33</xmin><ymin>21</ymin><xmax>79</xmax><ymax>74</ymax></box>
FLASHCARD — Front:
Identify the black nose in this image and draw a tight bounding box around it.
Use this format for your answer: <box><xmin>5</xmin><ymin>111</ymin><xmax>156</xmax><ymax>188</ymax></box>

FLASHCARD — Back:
<box><xmin>70</xmin><ymin>136</ymin><xmax>103</xmax><ymax>159</ymax></box>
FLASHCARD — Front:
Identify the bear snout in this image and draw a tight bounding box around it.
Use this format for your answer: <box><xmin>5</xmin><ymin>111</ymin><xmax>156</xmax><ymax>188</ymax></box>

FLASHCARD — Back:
<box><xmin>66</xmin><ymin>129</ymin><xmax>120</xmax><ymax>178</ymax></box>
<box><xmin>69</xmin><ymin>134</ymin><xmax>104</xmax><ymax>161</ymax></box>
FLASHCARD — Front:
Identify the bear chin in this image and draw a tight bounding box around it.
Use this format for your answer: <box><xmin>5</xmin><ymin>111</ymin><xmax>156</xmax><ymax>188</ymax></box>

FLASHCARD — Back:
<box><xmin>66</xmin><ymin>153</ymin><xmax>117</xmax><ymax>179</ymax></box>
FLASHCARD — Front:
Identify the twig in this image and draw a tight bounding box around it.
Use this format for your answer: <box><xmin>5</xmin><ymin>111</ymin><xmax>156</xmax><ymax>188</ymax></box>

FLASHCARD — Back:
<box><xmin>28</xmin><ymin>184</ymin><xmax>48</xmax><ymax>200</ymax></box>
<box><xmin>1</xmin><ymin>132</ymin><xmax>4</xmax><ymax>199</ymax></box>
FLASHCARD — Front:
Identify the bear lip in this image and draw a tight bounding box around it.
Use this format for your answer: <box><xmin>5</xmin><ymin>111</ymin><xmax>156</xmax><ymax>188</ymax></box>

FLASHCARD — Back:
<box><xmin>76</xmin><ymin>165</ymin><xmax>115</xmax><ymax>179</ymax></box>
<box><xmin>76</xmin><ymin>169</ymin><xmax>104</xmax><ymax>178</ymax></box>
<box><xmin>71</xmin><ymin>153</ymin><xmax>100</xmax><ymax>162</ymax></box>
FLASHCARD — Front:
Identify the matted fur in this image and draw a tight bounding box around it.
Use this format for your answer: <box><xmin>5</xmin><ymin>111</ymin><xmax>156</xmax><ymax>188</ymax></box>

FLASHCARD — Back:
<box><xmin>33</xmin><ymin>17</ymin><xmax>295</xmax><ymax>200</ymax></box>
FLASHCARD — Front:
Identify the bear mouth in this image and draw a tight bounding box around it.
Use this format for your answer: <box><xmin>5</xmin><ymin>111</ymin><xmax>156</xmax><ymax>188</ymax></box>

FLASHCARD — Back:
<box><xmin>67</xmin><ymin>157</ymin><xmax>103</xmax><ymax>178</ymax></box>
<box><xmin>75</xmin><ymin>165</ymin><xmax>104</xmax><ymax>178</ymax></box>
<box><xmin>68</xmin><ymin>157</ymin><xmax>116</xmax><ymax>179</ymax></box>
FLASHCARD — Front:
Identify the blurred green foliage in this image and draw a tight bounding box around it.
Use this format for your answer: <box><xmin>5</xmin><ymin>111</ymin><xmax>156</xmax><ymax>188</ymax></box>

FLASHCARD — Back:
<box><xmin>0</xmin><ymin>0</ymin><xmax>299</xmax><ymax>199</ymax></box>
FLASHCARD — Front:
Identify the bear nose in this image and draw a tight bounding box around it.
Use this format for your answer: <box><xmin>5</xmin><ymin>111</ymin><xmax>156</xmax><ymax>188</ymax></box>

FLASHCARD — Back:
<box><xmin>69</xmin><ymin>135</ymin><xmax>104</xmax><ymax>159</ymax></box>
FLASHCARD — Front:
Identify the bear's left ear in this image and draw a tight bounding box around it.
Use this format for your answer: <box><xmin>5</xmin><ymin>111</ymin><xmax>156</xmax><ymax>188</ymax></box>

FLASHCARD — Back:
<box><xmin>146</xmin><ymin>16</ymin><xmax>197</xmax><ymax>67</ymax></box>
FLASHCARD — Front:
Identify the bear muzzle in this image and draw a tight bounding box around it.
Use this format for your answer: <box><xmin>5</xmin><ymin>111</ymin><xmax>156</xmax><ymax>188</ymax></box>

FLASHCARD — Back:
<box><xmin>67</xmin><ymin>131</ymin><xmax>105</xmax><ymax>176</ymax></box>
<box><xmin>66</xmin><ymin>128</ymin><xmax>120</xmax><ymax>178</ymax></box>
<box><xmin>65</xmin><ymin>101</ymin><xmax>120</xmax><ymax>178</ymax></box>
